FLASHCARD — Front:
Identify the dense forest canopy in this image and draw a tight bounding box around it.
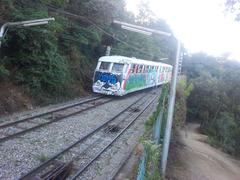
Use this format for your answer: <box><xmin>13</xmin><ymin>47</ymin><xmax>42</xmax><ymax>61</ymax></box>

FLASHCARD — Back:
<box><xmin>0</xmin><ymin>0</ymin><xmax>175</xmax><ymax>103</ymax></box>
<box><xmin>183</xmin><ymin>53</ymin><xmax>240</xmax><ymax>155</ymax></box>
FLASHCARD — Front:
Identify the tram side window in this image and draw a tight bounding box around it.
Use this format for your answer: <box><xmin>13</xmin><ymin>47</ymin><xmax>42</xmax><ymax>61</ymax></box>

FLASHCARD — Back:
<box><xmin>99</xmin><ymin>62</ymin><xmax>110</xmax><ymax>71</ymax></box>
<box><xmin>130</xmin><ymin>64</ymin><xmax>134</xmax><ymax>73</ymax></box>
<box><xmin>147</xmin><ymin>66</ymin><xmax>150</xmax><ymax>72</ymax></box>
<box><xmin>151</xmin><ymin>66</ymin><xmax>153</xmax><ymax>71</ymax></box>
<box><xmin>154</xmin><ymin>66</ymin><xmax>157</xmax><ymax>72</ymax></box>
<box><xmin>143</xmin><ymin>65</ymin><xmax>147</xmax><ymax>73</ymax></box>
<box><xmin>150</xmin><ymin>66</ymin><xmax>154</xmax><ymax>72</ymax></box>
<box><xmin>144</xmin><ymin>66</ymin><xmax>148</xmax><ymax>73</ymax></box>
<box><xmin>138</xmin><ymin>65</ymin><xmax>143</xmax><ymax>73</ymax></box>
<box><xmin>142</xmin><ymin>65</ymin><xmax>145</xmax><ymax>73</ymax></box>
<box><xmin>135</xmin><ymin>64</ymin><xmax>138</xmax><ymax>73</ymax></box>
<box><xmin>146</xmin><ymin>66</ymin><xmax>149</xmax><ymax>73</ymax></box>
<box><xmin>112</xmin><ymin>63</ymin><xmax>124</xmax><ymax>73</ymax></box>
<box><xmin>130</xmin><ymin>64</ymin><xmax>137</xmax><ymax>73</ymax></box>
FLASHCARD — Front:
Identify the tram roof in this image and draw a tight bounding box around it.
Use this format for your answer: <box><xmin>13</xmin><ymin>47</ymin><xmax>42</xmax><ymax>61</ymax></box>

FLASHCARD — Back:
<box><xmin>99</xmin><ymin>56</ymin><xmax>172</xmax><ymax>67</ymax></box>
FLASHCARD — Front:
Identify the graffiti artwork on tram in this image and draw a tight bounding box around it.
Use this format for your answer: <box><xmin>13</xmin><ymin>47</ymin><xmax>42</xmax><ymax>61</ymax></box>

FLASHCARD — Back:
<box><xmin>93</xmin><ymin>71</ymin><xmax>122</xmax><ymax>93</ymax></box>
<box><xmin>125</xmin><ymin>71</ymin><xmax>157</xmax><ymax>91</ymax></box>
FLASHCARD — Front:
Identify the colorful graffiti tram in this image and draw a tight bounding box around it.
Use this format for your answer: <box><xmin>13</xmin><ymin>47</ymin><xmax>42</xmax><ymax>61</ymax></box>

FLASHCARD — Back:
<box><xmin>92</xmin><ymin>56</ymin><xmax>173</xmax><ymax>96</ymax></box>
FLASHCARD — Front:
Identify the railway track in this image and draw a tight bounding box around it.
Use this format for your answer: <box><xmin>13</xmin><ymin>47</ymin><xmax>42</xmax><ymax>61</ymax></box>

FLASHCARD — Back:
<box><xmin>19</xmin><ymin>92</ymin><xmax>157</xmax><ymax>180</ymax></box>
<box><xmin>0</xmin><ymin>96</ymin><xmax>113</xmax><ymax>143</ymax></box>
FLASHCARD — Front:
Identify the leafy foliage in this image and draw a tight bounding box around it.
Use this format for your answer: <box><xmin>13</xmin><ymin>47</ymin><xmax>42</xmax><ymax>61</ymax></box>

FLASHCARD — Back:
<box><xmin>1</xmin><ymin>4</ymin><xmax>71</xmax><ymax>100</ymax></box>
<box><xmin>145</xmin><ymin>84</ymin><xmax>169</xmax><ymax>130</ymax></box>
<box><xmin>184</xmin><ymin>53</ymin><xmax>240</xmax><ymax>155</ymax></box>
<box><xmin>139</xmin><ymin>85</ymin><xmax>169</xmax><ymax>179</ymax></box>
<box><xmin>174</xmin><ymin>76</ymin><xmax>193</xmax><ymax>128</ymax></box>
<box><xmin>143</xmin><ymin>140</ymin><xmax>162</xmax><ymax>180</ymax></box>
<box><xmin>1</xmin><ymin>0</ymin><xmax>175</xmax><ymax>104</ymax></box>
<box><xmin>0</xmin><ymin>64</ymin><xmax>9</xmax><ymax>79</ymax></box>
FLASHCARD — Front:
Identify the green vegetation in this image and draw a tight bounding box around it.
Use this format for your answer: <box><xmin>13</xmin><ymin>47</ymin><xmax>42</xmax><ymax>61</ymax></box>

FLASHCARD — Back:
<box><xmin>145</xmin><ymin>84</ymin><xmax>168</xmax><ymax>131</ymax></box>
<box><xmin>184</xmin><ymin>53</ymin><xmax>240</xmax><ymax>155</ymax></box>
<box><xmin>143</xmin><ymin>140</ymin><xmax>162</xmax><ymax>180</ymax></box>
<box><xmin>173</xmin><ymin>76</ymin><xmax>193</xmax><ymax>128</ymax></box>
<box><xmin>0</xmin><ymin>64</ymin><xmax>9</xmax><ymax>79</ymax></box>
<box><xmin>0</xmin><ymin>0</ymin><xmax>175</xmax><ymax>105</ymax></box>
<box><xmin>36</xmin><ymin>153</ymin><xmax>49</xmax><ymax>162</ymax></box>
<box><xmin>139</xmin><ymin>80</ymin><xmax>190</xmax><ymax>179</ymax></box>
<box><xmin>137</xmin><ymin>85</ymin><xmax>168</xmax><ymax>180</ymax></box>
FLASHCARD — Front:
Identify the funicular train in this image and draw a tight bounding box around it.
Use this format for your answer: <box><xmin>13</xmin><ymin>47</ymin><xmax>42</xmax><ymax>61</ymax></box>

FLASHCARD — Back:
<box><xmin>92</xmin><ymin>56</ymin><xmax>173</xmax><ymax>96</ymax></box>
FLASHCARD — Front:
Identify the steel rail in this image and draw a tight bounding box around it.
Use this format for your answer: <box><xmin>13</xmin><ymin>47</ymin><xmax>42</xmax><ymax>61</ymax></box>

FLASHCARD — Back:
<box><xmin>0</xmin><ymin>98</ymin><xmax>112</xmax><ymax>143</ymax></box>
<box><xmin>111</xmin><ymin>149</ymin><xmax>134</xmax><ymax>180</ymax></box>
<box><xmin>72</xmin><ymin>97</ymin><xmax>151</xmax><ymax>161</ymax></box>
<box><xmin>71</xmin><ymin>96</ymin><xmax>156</xmax><ymax>179</ymax></box>
<box><xmin>0</xmin><ymin>96</ymin><xmax>103</xmax><ymax>129</ymax></box>
<box><xmin>19</xmin><ymin>95</ymin><xmax>146</xmax><ymax>180</ymax></box>
<box><xmin>106</xmin><ymin>97</ymin><xmax>148</xmax><ymax>133</ymax></box>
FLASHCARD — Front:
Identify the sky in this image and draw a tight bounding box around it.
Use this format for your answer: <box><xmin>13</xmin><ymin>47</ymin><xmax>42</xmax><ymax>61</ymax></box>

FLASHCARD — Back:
<box><xmin>126</xmin><ymin>0</ymin><xmax>240</xmax><ymax>61</ymax></box>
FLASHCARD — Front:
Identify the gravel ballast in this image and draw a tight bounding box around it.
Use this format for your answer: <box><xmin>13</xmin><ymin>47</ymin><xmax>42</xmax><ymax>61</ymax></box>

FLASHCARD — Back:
<box><xmin>0</xmin><ymin>89</ymin><xmax>161</xmax><ymax>179</ymax></box>
<box><xmin>77</xmin><ymin>92</ymin><xmax>160</xmax><ymax>180</ymax></box>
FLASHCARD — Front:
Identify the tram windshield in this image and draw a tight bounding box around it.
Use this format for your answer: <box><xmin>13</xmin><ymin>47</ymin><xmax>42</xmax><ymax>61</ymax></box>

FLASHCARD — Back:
<box><xmin>112</xmin><ymin>63</ymin><xmax>124</xmax><ymax>73</ymax></box>
<box><xmin>99</xmin><ymin>62</ymin><xmax>111</xmax><ymax>71</ymax></box>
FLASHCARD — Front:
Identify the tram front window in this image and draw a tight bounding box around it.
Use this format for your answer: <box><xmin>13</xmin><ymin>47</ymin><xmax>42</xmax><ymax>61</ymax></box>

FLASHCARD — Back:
<box><xmin>112</xmin><ymin>63</ymin><xmax>124</xmax><ymax>73</ymax></box>
<box><xmin>99</xmin><ymin>62</ymin><xmax>111</xmax><ymax>71</ymax></box>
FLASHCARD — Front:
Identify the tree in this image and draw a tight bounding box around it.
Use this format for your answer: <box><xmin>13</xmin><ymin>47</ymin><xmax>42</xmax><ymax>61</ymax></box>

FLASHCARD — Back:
<box><xmin>0</xmin><ymin>0</ymin><xmax>176</xmax><ymax>104</ymax></box>
<box><xmin>185</xmin><ymin>53</ymin><xmax>240</xmax><ymax>155</ymax></box>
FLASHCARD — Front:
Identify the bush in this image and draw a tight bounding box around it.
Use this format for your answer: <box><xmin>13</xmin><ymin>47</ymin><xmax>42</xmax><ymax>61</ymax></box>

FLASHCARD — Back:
<box><xmin>143</xmin><ymin>140</ymin><xmax>162</xmax><ymax>180</ymax></box>
<box><xmin>185</xmin><ymin>56</ymin><xmax>240</xmax><ymax>155</ymax></box>
<box><xmin>174</xmin><ymin>76</ymin><xmax>193</xmax><ymax>128</ymax></box>
<box><xmin>207</xmin><ymin>112</ymin><xmax>239</xmax><ymax>155</ymax></box>
<box><xmin>0</xmin><ymin>65</ymin><xmax>9</xmax><ymax>79</ymax></box>
<box><xmin>1</xmin><ymin>6</ymin><xmax>71</xmax><ymax>99</ymax></box>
